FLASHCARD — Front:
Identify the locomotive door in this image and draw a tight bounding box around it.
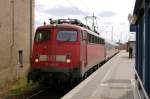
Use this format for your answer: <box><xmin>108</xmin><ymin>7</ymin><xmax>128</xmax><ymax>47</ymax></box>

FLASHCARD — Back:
<box><xmin>82</xmin><ymin>30</ymin><xmax>87</xmax><ymax>66</ymax></box>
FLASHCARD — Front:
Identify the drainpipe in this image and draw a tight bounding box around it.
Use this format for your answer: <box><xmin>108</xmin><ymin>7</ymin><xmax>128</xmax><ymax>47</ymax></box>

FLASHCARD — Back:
<box><xmin>30</xmin><ymin>0</ymin><xmax>33</xmax><ymax>66</ymax></box>
<box><xmin>10</xmin><ymin>0</ymin><xmax>15</xmax><ymax>64</ymax></box>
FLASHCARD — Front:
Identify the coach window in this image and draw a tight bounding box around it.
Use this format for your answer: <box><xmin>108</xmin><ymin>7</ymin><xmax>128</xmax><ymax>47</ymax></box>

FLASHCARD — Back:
<box><xmin>101</xmin><ymin>39</ymin><xmax>103</xmax><ymax>44</ymax></box>
<box><xmin>98</xmin><ymin>38</ymin><xmax>100</xmax><ymax>44</ymax></box>
<box><xmin>94</xmin><ymin>36</ymin><xmax>96</xmax><ymax>43</ymax></box>
<box><xmin>88</xmin><ymin>33</ymin><xmax>90</xmax><ymax>43</ymax></box>
<box><xmin>87</xmin><ymin>34</ymin><xmax>89</xmax><ymax>42</ymax></box>
<box><xmin>102</xmin><ymin>39</ymin><xmax>104</xmax><ymax>44</ymax></box>
<box><xmin>88</xmin><ymin>34</ymin><xmax>92</xmax><ymax>43</ymax></box>
<box><xmin>100</xmin><ymin>38</ymin><xmax>102</xmax><ymax>44</ymax></box>
<box><xmin>96</xmin><ymin>37</ymin><xmax>98</xmax><ymax>44</ymax></box>
<box><xmin>90</xmin><ymin>34</ymin><xmax>93</xmax><ymax>43</ymax></box>
<box><xmin>95</xmin><ymin>36</ymin><xmax>96</xmax><ymax>44</ymax></box>
<box><xmin>88</xmin><ymin>34</ymin><xmax>91</xmax><ymax>43</ymax></box>
<box><xmin>91</xmin><ymin>35</ymin><xmax>93</xmax><ymax>43</ymax></box>
<box><xmin>92</xmin><ymin>35</ymin><xmax>94</xmax><ymax>43</ymax></box>
<box><xmin>89</xmin><ymin>34</ymin><xmax>91</xmax><ymax>43</ymax></box>
<box><xmin>94</xmin><ymin>36</ymin><xmax>95</xmax><ymax>43</ymax></box>
<box><xmin>93</xmin><ymin>36</ymin><xmax>95</xmax><ymax>43</ymax></box>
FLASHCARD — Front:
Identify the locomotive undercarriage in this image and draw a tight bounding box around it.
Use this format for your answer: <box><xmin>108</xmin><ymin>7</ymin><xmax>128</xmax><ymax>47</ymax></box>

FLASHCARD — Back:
<box><xmin>27</xmin><ymin>67</ymin><xmax>82</xmax><ymax>87</ymax></box>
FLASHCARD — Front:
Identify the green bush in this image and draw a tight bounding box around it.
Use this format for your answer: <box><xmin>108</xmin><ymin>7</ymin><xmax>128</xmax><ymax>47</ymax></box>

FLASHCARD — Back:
<box><xmin>10</xmin><ymin>76</ymin><xmax>38</xmax><ymax>95</ymax></box>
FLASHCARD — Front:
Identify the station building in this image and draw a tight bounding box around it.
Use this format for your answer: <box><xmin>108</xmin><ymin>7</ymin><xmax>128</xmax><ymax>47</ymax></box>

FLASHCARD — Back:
<box><xmin>130</xmin><ymin>0</ymin><xmax>150</xmax><ymax>97</ymax></box>
<box><xmin>0</xmin><ymin>0</ymin><xmax>34</xmax><ymax>89</ymax></box>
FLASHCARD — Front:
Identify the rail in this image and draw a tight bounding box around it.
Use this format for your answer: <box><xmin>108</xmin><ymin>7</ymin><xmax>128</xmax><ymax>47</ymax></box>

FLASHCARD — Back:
<box><xmin>134</xmin><ymin>67</ymin><xmax>150</xmax><ymax>99</ymax></box>
<box><xmin>25</xmin><ymin>90</ymin><xmax>44</xmax><ymax>99</ymax></box>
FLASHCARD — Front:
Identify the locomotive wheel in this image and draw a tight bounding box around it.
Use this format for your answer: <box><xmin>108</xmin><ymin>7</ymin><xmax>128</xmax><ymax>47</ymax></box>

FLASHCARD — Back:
<box><xmin>75</xmin><ymin>78</ymin><xmax>82</xmax><ymax>85</ymax></box>
<box><xmin>68</xmin><ymin>78</ymin><xmax>79</xmax><ymax>88</ymax></box>
<box><xmin>94</xmin><ymin>66</ymin><xmax>98</xmax><ymax>71</ymax></box>
<box><xmin>38</xmin><ymin>79</ymin><xmax>45</xmax><ymax>87</ymax></box>
<box><xmin>38</xmin><ymin>77</ymin><xmax>50</xmax><ymax>88</ymax></box>
<box><xmin>83</xmin><ymin>72</ymin><xmax>88</xmax><ymax>80</ymax></box>
<box><xmin>69</xmin><ymin>79</ymin><xmax>74</xmax><ymax>88</ymax></box>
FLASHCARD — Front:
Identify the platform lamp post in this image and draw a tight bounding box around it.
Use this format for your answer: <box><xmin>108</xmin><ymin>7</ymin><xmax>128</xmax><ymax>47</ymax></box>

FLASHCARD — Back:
<box><xmin>111</xmin><ymin>26</ymin><xmax>113</xmax><ymax>42</ymax></box>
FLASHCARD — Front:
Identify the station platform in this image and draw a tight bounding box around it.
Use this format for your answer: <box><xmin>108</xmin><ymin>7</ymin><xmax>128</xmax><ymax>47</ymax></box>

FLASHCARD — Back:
<box><xmin>62</xmin><ymin>50</ymin><xmax>140</xmax><ymax>99</ymax></box>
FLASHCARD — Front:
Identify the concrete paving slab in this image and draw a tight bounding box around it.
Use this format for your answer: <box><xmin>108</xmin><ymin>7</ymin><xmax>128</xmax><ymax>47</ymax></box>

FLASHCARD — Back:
<box><xmin>62</xmin><ymin>50</ymin><xmax>140</xmax><ymax>99</ymax></box>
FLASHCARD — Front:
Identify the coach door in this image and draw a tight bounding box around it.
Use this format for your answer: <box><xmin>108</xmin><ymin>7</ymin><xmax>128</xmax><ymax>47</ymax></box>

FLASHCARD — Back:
<box><xmin>82</xmin><ymin>30</ymin><xmax>87</xmax><ymax>66</ymax></box>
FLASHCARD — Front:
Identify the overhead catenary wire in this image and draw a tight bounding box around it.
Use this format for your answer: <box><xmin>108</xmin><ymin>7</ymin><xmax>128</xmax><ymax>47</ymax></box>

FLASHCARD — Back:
<box><xmin>80</xmin><ymin>0</ymin><xmax>92</xmax><ymax>14</ymax></box>
<box><xmin>64</xmin><ymin>0</ymin><xmax>95</xmax><ymax>29</ymax></box>
<box><xmin>64</xmin><ymin>0</ymin><xmax>88</xmax><ymax>16</ymax></box>
<box><xmin>63</xmin><ymin>0</ymin><xmax>100</xmax><ymax>33</ymax></box>
<box><xmin>84</xmin><ymin>13</ymin><xmax>99</xmax><ymax>31</ymax></box>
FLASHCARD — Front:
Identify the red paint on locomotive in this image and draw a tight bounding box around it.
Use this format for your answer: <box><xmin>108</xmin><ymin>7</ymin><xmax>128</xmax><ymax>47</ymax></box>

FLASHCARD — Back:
<box><xmin>27</xmin><ymin>22</ymin><xmax>118</xmax><ymax>84</ymax></box>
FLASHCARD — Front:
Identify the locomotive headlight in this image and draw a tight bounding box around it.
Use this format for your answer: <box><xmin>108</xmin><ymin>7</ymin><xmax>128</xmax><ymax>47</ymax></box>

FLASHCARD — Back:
<box><xmin>35</xmin><ymin>59</ymin><xmax>39</xmax><ymax>63</ymax></box>
<box><xmin>66</xmin><ymin>59</ymin><xmax>71</xmax><ymax>63</ymax></box>
<box><xmin>66</xmin><ymin>53</ymin><xmax>71</xmax><ymax>63</ymax></box>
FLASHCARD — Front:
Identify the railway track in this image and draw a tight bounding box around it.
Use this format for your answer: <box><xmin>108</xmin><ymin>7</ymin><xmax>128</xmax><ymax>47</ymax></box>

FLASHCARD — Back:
<box><xmin>24</xmin><ymin>85</ymin><xmax>72</xmax><ymax>99</ymax></box>
<box><xmin>25</xmin><ymin>90</ymin><xmax>44</xmax><ymax>99</ymax></box>
<box><xmin>21</xmin><ymin>53</ymin><xmax>119</xmax><ymax>99</ymax></box>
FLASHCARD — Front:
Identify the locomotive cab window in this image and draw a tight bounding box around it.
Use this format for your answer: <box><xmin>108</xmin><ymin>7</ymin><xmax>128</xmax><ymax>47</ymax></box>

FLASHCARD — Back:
<box><xmin>34</xmin><ymin>30</ymin><xmax>50</xmax><ymax>42</ymax></box>
<box><xmin>57</xmin><ymin>30</ymin><xmax>77</xmax><ymax>42</ymax></box>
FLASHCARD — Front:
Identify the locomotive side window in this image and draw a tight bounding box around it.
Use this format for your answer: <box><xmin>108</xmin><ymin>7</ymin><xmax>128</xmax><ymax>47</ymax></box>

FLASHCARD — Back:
<box><xmin>57</xmin><ymin>30</ymin><xmax>77</xmax><ymax>42</ymax></box>
<box><xmin>87</xmin><ymin>33</ymin><xmax>104</xmax><ymax>44</ymax></box>
<box><xmin>88</xmin><ymin>34</ymin><xmax>91</xmax><ymax>43</ymax></box>
<box><xmin>35</xmin><ymin>30</ymin><xmax>50</xmax><ymax>42</ymax></box>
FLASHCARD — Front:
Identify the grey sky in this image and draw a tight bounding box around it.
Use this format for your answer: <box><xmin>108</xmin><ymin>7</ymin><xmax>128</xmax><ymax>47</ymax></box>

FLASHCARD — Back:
<box><xmin>44</xmin><ymin>5</ymin><xmax>89</xmax><ymax>16</ymax></box>
<box><xmin>35</xmin><ymin>0</ymin><xmax>135</xmax><ymax>43</ymax></box>
<box><xmin>98</xmin><ymin>11</ymin><xmax>117</xmax><ymax>17</ymax></box>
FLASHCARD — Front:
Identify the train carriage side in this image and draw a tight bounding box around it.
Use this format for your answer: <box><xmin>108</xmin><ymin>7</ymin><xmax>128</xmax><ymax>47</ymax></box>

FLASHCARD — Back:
<box><xmin>105</xmin><ymin>40</ymin><xmax>119</xmax><ymax>60</ymax></box>
<box><xmin>80</xmin><ymin>29</ymin><xmax>105</xmax><ymax>77</ymax></box>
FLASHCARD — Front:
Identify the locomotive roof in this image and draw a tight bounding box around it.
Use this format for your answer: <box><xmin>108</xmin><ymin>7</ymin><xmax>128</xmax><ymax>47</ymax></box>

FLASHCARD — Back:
<box><xmin>37</xmin><ymin>24</ymin><xmax>81</xmax><ymax>30</ymax></box>
<box><xmin>81</xmin><ymin>27</ymin><xmax>105</xmax><ymax>40</ymax></box>
<box><xmin>37</xmin><ymin>23</ymin><xmax>104</xmax><ymax>39</ymax></box>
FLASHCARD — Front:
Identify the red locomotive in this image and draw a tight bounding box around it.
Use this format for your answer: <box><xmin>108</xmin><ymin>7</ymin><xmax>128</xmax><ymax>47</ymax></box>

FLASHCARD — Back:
<box><xmin>27</xmin><ymin>19</ymin><xmax>118</xmax><ymax>85</ymax></box>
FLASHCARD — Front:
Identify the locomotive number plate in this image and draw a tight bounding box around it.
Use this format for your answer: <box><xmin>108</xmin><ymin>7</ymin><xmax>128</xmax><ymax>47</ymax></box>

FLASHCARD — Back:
<box><xmin>39</xmin><ymin>55</ymin><xmax>48</xmax><ymax>61</ymax></box>
<box><xmin>56</xmin><ymin>55</ymin><xmax>66</xmax><ymax>62</ymax></box>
